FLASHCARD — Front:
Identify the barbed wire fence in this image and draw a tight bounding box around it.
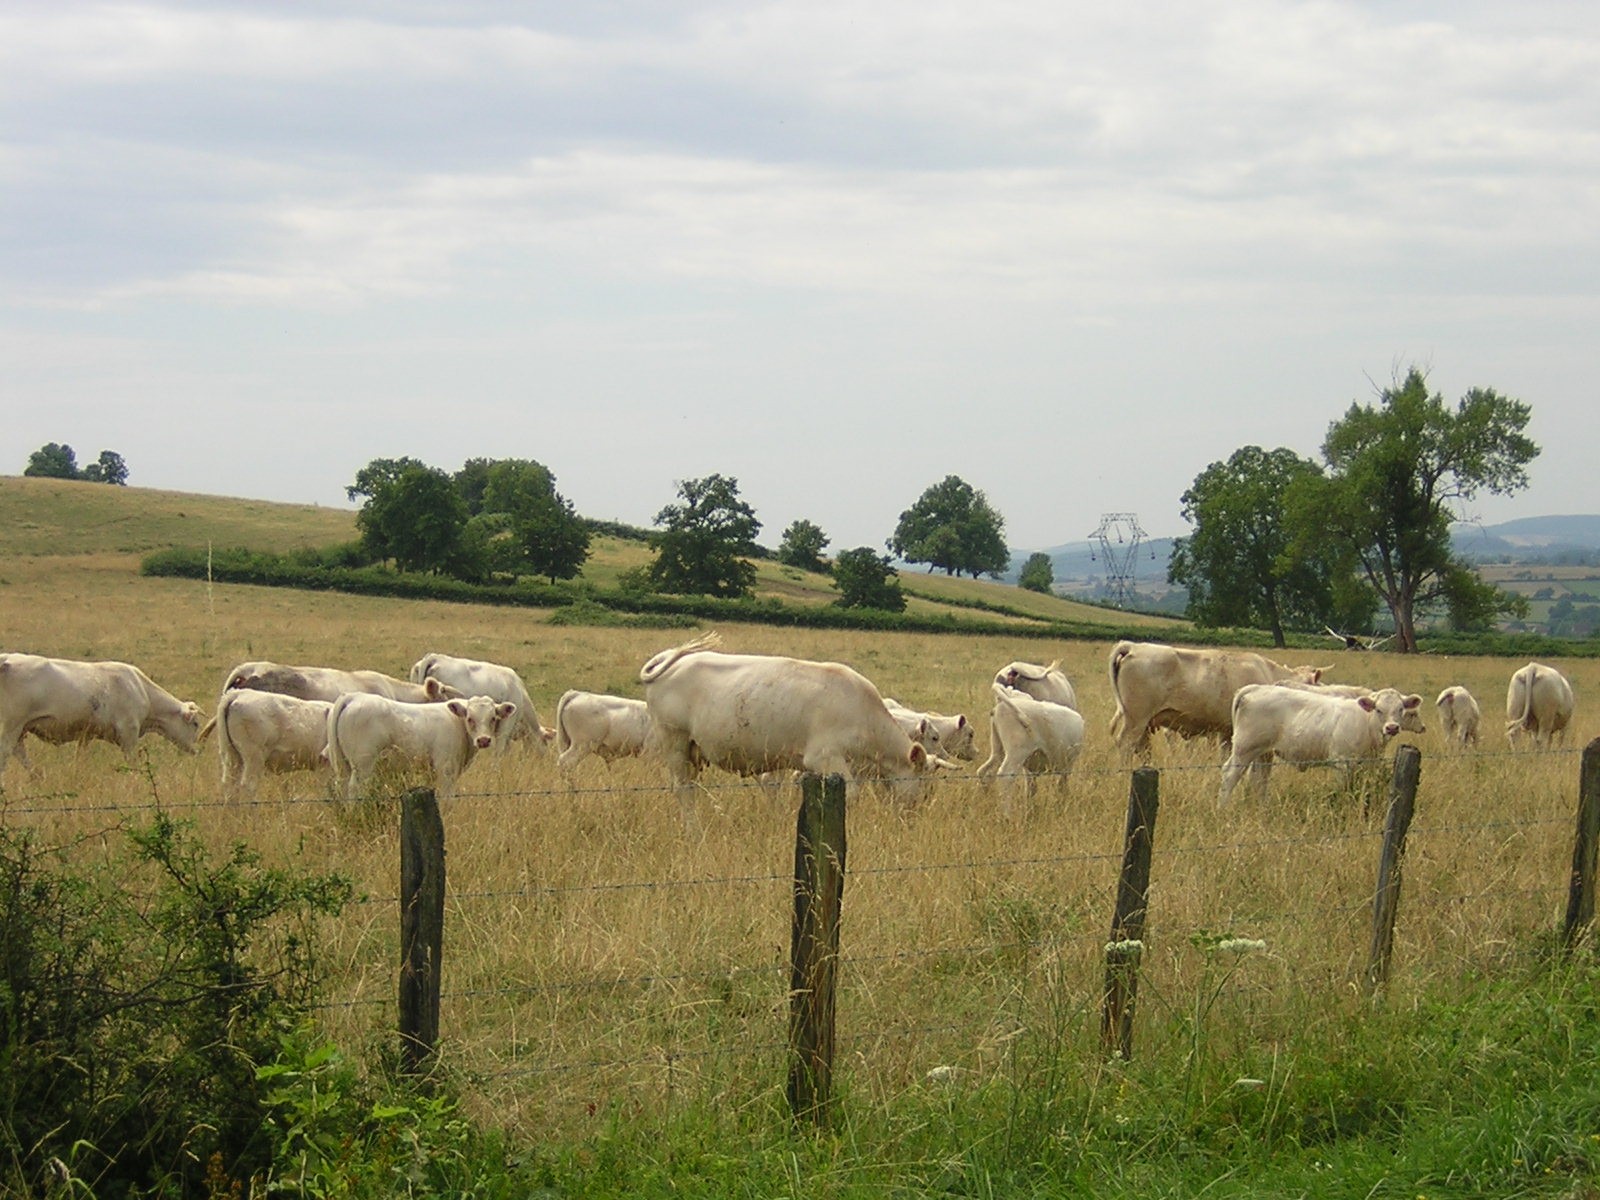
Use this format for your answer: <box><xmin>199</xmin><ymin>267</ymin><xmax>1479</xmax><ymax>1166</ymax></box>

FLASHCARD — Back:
<box><xmin>2</xmin><ymin>740</ymin><xmax>1596</xmax><ymax>1128</ymax></box>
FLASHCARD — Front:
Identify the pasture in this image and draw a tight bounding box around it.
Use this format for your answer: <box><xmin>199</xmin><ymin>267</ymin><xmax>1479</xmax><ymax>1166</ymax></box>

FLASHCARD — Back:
<box><xmin>4</xmin><ymin>542</ymin><xmax>1596</xmax><ymax>1172</ymax></box>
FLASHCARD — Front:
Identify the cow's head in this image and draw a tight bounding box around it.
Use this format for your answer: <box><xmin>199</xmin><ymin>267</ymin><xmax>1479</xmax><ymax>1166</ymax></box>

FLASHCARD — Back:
<box><xmin>1358</xmin><ymin>690</ymin><xmax>1424</xmax><ymax>739</ymax></box>
<box><xmin>447</xmin><ymin>696</ymin><xmax>518</xmax><ymax>750</ymax></box>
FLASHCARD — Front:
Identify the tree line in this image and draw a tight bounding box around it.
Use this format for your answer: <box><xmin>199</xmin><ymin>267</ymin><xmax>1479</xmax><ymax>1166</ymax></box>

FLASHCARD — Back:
<box><xmin>338</xmin><ymin>459</ymin><xmax>1019</xmax><ymax>613</ymax></box>
<box><xmin>24</xmin><ymin>442</ymin><xmax>129</xmax><ymax>485</ymax></box>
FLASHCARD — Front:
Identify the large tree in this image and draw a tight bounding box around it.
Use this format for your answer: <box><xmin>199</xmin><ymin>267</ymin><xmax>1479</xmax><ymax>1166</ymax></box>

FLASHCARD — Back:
<box><xmin>649</xmin><ymin>474</ymin><xmax>762</xmax><ymax>597</ymax></box>
<box><xmin>80</xmin><ymin>450</ymin><xmax>129</xmax><ymax>486</ymax></box>
<box><xmin>777</xmin><ymin>519</ymin><xmax>830</xmax><ymax>573</ymax></box>
<box><xmin>889</xmin><ymin>475</ymin><xmax>1009</xmax><ymax>578</ymax></box>
<box><xmin>1018</xmin><ymin>552</ymin><xmax>1054</xmax><ymax>594</ymax></box>
<box><xmin>479</xmin><ymin>459</ymin><xmax>591</xmax><ymax>583</ymax></box>
<box><xmin>1298</xmin><ymin>368</ymin><xmax>1537</xmax><ymax>653</ymax></box>
<box><xmin>832</xmin><ymin>547</ymin><xmax>906</xmax><ymax>611</ymax></box>
<box><xmin>24</xmin><ymin>443</ymin><xmax>80</xmax><ymax>479</ymax></box>
<box><xmin>350</xmin><ymin>460</ymin><xmax>468</xmax><ymax>574</ymax></box>
<box><xmin>1168</xmin><ymin>446</ymin><xmax>1368</xmax><ymax>646</ymax></box>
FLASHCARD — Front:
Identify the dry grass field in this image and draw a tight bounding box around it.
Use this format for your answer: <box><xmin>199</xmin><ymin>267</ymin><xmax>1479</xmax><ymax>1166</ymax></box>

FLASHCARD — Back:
<box><xmin>1</xmin><ymin>491</ymin><xmax>1595</xmax><ymax>1152</ymax></box>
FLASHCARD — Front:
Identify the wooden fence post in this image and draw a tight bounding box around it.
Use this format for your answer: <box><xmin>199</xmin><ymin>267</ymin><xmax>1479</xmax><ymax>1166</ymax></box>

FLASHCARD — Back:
<box><xmin>788</xmin><ymin>772</ymin><xmax>846</xmax><ymax>1126</ymax></box>
<box><xmin>1366</xmin><ymin>745</ymin><xmax>1421</xmax><ymax>994</ymax></box>
<box><xmin>1562</xmin><ymin>737</ymin><xmax>1600</xmax><ymax>953</ymax></box>
<box><xmin>1101</xmin><ymin>767</ymin><xmax>1159</xmax><ymax>1060</ymax></box>
<box><xmin>399</xmin><ymin>787</ymin><xmax>445</xmax><ymax>1076</ymax></box>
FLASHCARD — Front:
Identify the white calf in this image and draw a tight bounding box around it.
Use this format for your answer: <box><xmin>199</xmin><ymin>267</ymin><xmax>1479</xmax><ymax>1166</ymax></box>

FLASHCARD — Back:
<box><xmin>1435</xmin><ymin>686</ymin><xmax>1481</xmax><ymax>748</ymax></box>
<box><xmin>1220</xmin><ymin>685</ymin><xmax>1422</xmax><ymax>802</ymax></box>
<box><xmin>553</xmin><ymin>690</ymin><xmax>651</xmax><ymax>770</ymax></box>
<box><xmin>883</xmin><ymin>698</ymin><xmax>977</xmax><ymax>761</ymax></box>
<box><xmin>976</xmin><ymin>684</ymin><xmax>1086</xmax><ymax>799</ymax></box>
<box><xmin>198</xmin><ymin>689</ymin><xmax>332</xmax><ymax>801</ymax></box>
<box><xmin>326</xmin><ymin>693</ymin><xmax>517</xmax><ymax>801</ymax></box>
<box><xmin>993</xmin><ymin>661</ymin><xmax>1078</xmax><ymax>711</ymax></box>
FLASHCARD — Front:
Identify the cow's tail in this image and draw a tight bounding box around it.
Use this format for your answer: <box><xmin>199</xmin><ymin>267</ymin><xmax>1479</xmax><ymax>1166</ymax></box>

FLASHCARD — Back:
<box><xmin>1107</xmin><ymin>641</ymin><xmax>1135</xmax><ymax>739</ymax></box>
<box><xmin>213</xmin><ymin>691</ymin><xmax>246</xmax><ymax>779</ymax></box>
<box><xmin>325</xmin><ymin>693</ymin><xmax>356</xmax><ymax>783</ymax></box>
<box><xmin>554</xmin><ymin>689</ymin><xmax>580</xmax><ymax>756</ymax></box>
<box><xmin>639</xmin><ymin>631</ymin><xmax>721</xmax><ymax>684</ymax></box>
<box><xmin>1507</xmin><ymin>665</ymin><xmax>1535</xmax><ymax>735</ymax></box>
<box><xmin>991</xmin><ymin>682</ymin><xmax>1033</xmax><ymax>732</ymax></box>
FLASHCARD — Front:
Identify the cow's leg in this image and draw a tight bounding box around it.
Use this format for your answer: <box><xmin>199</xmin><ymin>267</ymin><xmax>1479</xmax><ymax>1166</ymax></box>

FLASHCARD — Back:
<box><xmin>1219</xmin><ymin>751</ymin><xmax>1251</xmax><ymax>802</ymax></box>
<box><xmin>0</xmin><ymin>724</ymin><xmax>30</xmax><ymax>783</ymax></box>
<box><xmin>976</xmin><ymin>723</ymin><xmax>1005</xmax><ymax>780</ymax></box>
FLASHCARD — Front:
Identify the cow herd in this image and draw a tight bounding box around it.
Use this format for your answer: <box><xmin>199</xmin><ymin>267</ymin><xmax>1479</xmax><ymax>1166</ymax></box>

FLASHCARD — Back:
<box><xmin>0</xmin><ymin>637</ymin><xmax>1581</xmax><ymax>810</ymax></box>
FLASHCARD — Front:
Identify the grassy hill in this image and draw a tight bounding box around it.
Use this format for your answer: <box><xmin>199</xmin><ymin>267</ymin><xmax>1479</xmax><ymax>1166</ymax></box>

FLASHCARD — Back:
<box><xmin>4</xmin><ymin>475</ymin><xmax>1186</xmax><ymax>636</ymax></box>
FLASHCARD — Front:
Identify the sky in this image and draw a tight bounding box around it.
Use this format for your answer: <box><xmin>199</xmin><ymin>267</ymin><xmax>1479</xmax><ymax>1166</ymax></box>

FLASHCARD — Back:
<box><xmin>4</xmin><ymin>2</ymin><xmax>1597</xmax><ymax>554</ymax></box>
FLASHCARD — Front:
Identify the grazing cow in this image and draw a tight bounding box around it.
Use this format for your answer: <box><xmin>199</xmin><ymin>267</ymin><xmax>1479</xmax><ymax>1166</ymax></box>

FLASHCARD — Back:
<box><xmin>883</xmin><ymin>697</ymin><xmax>978</xmax><ymax>761</ymax></box>
<box><xmin>325</xmin><ymin>692</ymin><xmax>517</xmax><ymax>801</ymax></box>
<box><xmin>0</xmin><ymin>652</ymin><xmax>204</xmax><ymax>777</ymax></box>
<box><xmin>553</xmin><ymin>690</ymin><xmax>651</xmax><ymax>770</ymax></box>
<box><xmin>1220</xmin><ymin>685</ymin><xmax>1423</xmax><ymax>802</ymax></box>
<box><xmin>1435</xmin><ymin>686</ymin><xmax>1481</xmax><ymax>748</ymax></box>
<box><xmin>977</xmin><ymin>684</ymin><xmax>1086</xmax><ymax>799</ymax></box>
<box><xmin>197</xmin><ymin>690</ymin><xmax>331</xmax><ymax>801</ymax></box>
<box><xmin>1505</xmin><ymin>662</ymin><xmax>1575</xmax><ymax>747</ymax></box>
<box><xmin>223</xmin><ymin>660</ymin><xmax>455</xmax><ymax>705</ymax></box>
<box><xmin>1108</xmin><ymin>641</ymin><xmax>1324</xmax><ymax>755</ymax></box>
<box><xmin>639</xmin><ymin>634</ymin><xmax>937</xmax><ymax>814</ymax></box>
<box><xmin>408</xmin><ymin>653</ymin><xmax>549</xmax><ymax>745</ymax></box>
<box><xmin>993</xmin><ymin>661</ymin><xmax>1078</xmax><ymax>711</ymax></box>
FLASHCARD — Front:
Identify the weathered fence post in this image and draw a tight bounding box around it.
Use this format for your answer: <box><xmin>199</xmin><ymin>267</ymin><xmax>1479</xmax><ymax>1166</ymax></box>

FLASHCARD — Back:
<box><xmin>1562</xmin><ymin>737</ymin><xmax>1600</xmax><ymax>953</ymax></box>
<box><xmin>400</xmin><ymin>787</ymin><xmax>445</xmax><ymax>1076</ymax></box>
<box><xmin>1101</xmin><ymin>767</ymin><xmax>1159</xmax><ymax>1060</ymax></box>
<box><xmin>1365</xmin><ymin>745</ymin><xmax>1421</xmax><ymax>994</ymax></box>
<box><xmin>788</xmin><ymin>772</ymin><xmax>846</xmax><ymax>1126</ymax></box>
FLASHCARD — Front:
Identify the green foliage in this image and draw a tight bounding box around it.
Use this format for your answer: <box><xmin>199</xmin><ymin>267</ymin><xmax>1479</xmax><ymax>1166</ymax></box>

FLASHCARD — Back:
<box><xmin>1018</xmin><ymin>551</ymin><xmax>1054</xmax><ymax>594</ymax></box>
<box><xmin>832</xmin><ymin>546</ymin><xmax>907</xmax><ymax>611</ymax></box>
<box><xmin>0</xmin><ymin>817</ymin><xmax>351</xmax><ymax>1197</ymax></box>
<box><xmin>889</xmin><ymin>475</ymin><xmax>1009</xmax><ymax>578</ymax></box>
<box><xmin>1305</xmin><ymin>367</ymin><xmax>1538</xmax><ymax>652</ymax></box>
<box><xmin>23</xmin><ymin>441</ymin><xmax>79</xmax><ymax>478</ymax></box>
<box><xmin>776</xmin><ymin>518</ymin><xmax>831</xmax><ymax>573</ymax></box>
<box><xmin>350</xmin><ymin>460</ymin><xmax>469</xmax><ymax>575</ymax></box>
<box><xmin>649</xmin><ymin>473</ymin><xmax>762</xmax><ymax>598</ymax></box>
<box><xmin>1169</xmin><ymin>446</ymin><xmax>1370</xmax><ymax>646</ymax></box>
<box><xmin>23</xmin><ymin>443</ymin><xmax>128</xmax><ymax>484</ymax></box>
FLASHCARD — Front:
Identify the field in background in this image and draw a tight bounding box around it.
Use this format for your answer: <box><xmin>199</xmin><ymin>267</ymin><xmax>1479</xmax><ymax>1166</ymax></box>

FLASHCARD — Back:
<box><xmin>3</xmin><ymin>523</ymin><xmax>1595</xmax><ymax>1142</ymax></box>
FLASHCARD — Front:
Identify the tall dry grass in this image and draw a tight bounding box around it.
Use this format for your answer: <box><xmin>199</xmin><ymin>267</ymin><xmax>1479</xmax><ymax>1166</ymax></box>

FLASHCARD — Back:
<box><xmin>1</xmin><ymin>556</ymin><xmax>1594</xmax><ymax>1141</ymax></box>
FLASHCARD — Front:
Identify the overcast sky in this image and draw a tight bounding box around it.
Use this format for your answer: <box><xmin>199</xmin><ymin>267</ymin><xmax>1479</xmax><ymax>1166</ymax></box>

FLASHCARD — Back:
<box><xmin>4</xmin><ymin>2</ymin><xmax>1596</xmax><ymax>553</ymax></box>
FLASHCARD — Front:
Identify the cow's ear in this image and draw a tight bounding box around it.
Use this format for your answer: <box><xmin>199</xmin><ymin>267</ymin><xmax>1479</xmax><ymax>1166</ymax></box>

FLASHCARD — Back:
<box><xmin>446</xmin><ymin>699</ymin><xmax>468</xmax><ymax>718</ymax></box>
<box><xmin>957</xmin><ymin>715</ymin><xmax>968</xmax><ymax>729</ymax></box>
<box><xmin>1404</xmin><ymin>694</ymin><xmax>1422</xmax><ymax>709</ymax></box>
<box><xmin>908</xmin><ymin>742</ymin><xmax>928</xmax><ymax>768</ymax></box>
<box><xmin>497</xmin><ymin>702</ymin><xmax>517</xmax><ymax>721</ymax></box>
<box><xmin>917</xmin><ymin>718</ymin><xmax>930</xmax><ymax>738</ymax></box>
<box><xmin>425</xmin><ymin>677</ymin><xmax>444</xmax><ymax>699</ymax></box>
<box><xmin>1311</xmin><ymin>669</ymin><xmax>1324</xmax><ymax>684</ymax></box>
<box><xmin>1358</xmin><ymin>696</ymin><xmax>1377</xmax><ymax>712</ymax></box>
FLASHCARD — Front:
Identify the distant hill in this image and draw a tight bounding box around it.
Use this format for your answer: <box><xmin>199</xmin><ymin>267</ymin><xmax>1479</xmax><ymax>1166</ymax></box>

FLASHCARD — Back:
<box><xmin>1003</xmin><ymin>537</ymin><xmax>1180</xmax><ymax>593</ymax></box>
<box><xmin>1450</xmin><ymin>514</ymin><xmax>1600</xmax><ymax>561</ymax></box>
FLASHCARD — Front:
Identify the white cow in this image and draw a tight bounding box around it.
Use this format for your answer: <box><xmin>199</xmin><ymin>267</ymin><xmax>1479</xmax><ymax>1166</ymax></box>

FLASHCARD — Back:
<box><xmin>197</xmin><ymin>690</ymin><xmax>332</xmax><ymax>801</ymax></box>
<box><xmin>1505</xmin><ymin>662</ymin><xmax>1575</xmax><ymax>747</ymax></box>
<box><xmin>408</xmin><ymin>653</ymin><xmax>549</xmax><ymax>746</ymax></box>
<box><xmin>977</xmin><ymin>684</ymin><xmax>1086</xmax><ymax>798</ymax></box>
<box><xmin>639</xmin><ymin>634</ymin><xmax>937</xmax><ymax>814</ymax></box>
<box><xmin>1277</xmin><ymin>680</ymin><xmax>1428</xmax><ymax>734</ymax></box>
<box><xmin>0</xmin><ymin>652</ymin><xmax>204</xmax><ymax>777</ymax></box>
<box><xmin>1220</xmin><ymin>685</ymin><xmax>1423</xmax><ymax>802</ymax></box>
<box><xmin>223</xmin><ymin>660</ymin><xmax>454</xmax><ymax>705</ymax></box>
<box><xmin>325</xmin><ymin>693</ymin><xmax>517</xmax><ymax>801</ymax></box>
<box><xmin>1435</xmin><ymin>686</ymin><xmax>1482</xmax><ymax>748</ymax></box>
<box><xmin>883</xmin><ymin>697</ymin><xmax>977</xmax><ymax>761</ymax></box>
<box><xmin>553</xmin><ymin>690</ymin><xmax>651</xmax><ymax>770</ymax></box>
<box><xmin>992</xmin><ymin>661</ymin><xmax>1078</xmax><ymax>711</ymax></box>
<box><xmin>1108</xmin><ymin>641</ymin><xmax>1325</xmax><ymax>755</ymax></box>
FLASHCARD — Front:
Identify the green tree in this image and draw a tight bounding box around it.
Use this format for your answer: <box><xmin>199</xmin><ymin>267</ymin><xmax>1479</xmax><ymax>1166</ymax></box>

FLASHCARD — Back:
<box><xmin>1300</xmin><ymin>368</ymin><xmax>1538</xmax><ymax>653</ymax></box>
<box><xmin>832</xmin><ymin>547</ymin><xmax>907</xmax><ymax>611</ymax></box>
<box><xmin>649</xmin><ymin>474</ymin><xmax>761</xmax><ymax>597</ymax></box>
<box><xmin>1018</xmin><ymin>552</ymin><xmax>1054</xmax><ymax>594</ymax></box>
<box><xmin>453</xmin><ymin>457</ymin><xmax>497</xmax><ymax>515</ymax></box>
<box><xmin>80</xmin><ymin>449</ymin><xmax>129</xmax><ymax>486</ymax></box>
<box><xmin>23</xmin><ymin>442</ymin><xmax>79</xmax><ymax>479</ymax></box>
<box><xmin>889</xmin><ymin>475</ymin><xmax>1009</xmax><ymax>578</ymax></box>
<box><xmin>477</xmin><ymin>459</ymin><xmax>591</xmax><ymax>583</ymax></box>
<box><xmin>1168</xmin><ymin>446</ymin><xmax>1363</xmax><ymax>647</ymax></box>
<box><xmin>777</xmin><ymin>519</ymin><xmax>831</xmax><ymax>573</ymax></box>
<box><xmin>351</xmin><ymin>461</ymin><xmax>468</xmax><ymax>574</ymax></box>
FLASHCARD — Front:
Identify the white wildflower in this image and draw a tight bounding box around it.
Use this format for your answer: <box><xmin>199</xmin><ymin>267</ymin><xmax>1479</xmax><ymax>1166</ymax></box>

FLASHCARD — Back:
<box><xmin>1105</xmin><ymin>938</ymin><xmax>1144</xmax><ymax>955</ymax></box>
<box><xmin>1215</xmin><ymin>937</ymin><xmax>1267</xmax><ymax>954</ymax></box>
